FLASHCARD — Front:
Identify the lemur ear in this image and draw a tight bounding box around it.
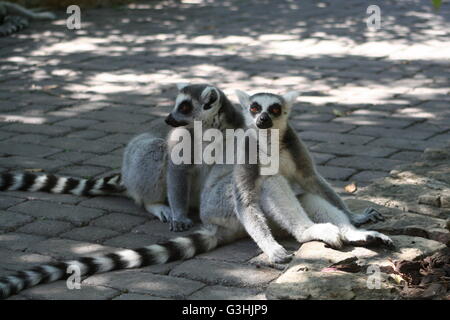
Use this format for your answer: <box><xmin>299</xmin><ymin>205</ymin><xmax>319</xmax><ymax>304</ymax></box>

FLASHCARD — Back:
<box><xmin>201</xmin><ymin>86</ymin><xmax>220</xmax><ymax>110</ymax></box>
<box><xmin>282</xmin><ymin>91</ymin><xmax>300</xmax><ymax>106</ymax></box>
<box><xmin>176</xmin><ymin>83</ymin><xmax>189</xmax><ymax>91</ymax></box>
<box><xmin>235</xmin><ymin>90</ymin><xmax>251</xmax><ymax>108</ymax></box>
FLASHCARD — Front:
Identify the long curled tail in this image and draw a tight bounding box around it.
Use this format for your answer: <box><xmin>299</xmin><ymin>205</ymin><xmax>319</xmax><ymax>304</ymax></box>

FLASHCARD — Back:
<box><xmin>0</xmin><ymin>228</ymin><xmax>219</xmax><ymax>299</ymax></box>
<box><xmin>0</xmin><ymin>171</ymin><xmax>124</xmax><ymax>196</ymax></box>
<box><xmin>2</xmin><ymin>2</ymin><xmax>56</xmax><ymax>20</ymax></box>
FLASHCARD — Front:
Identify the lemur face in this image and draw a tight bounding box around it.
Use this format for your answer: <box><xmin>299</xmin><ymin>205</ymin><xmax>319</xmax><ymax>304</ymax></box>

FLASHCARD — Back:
<box><xmin>165</xmin><ymin>83</ymin><xmax>221</xmax><ymax>128</ymax></box>
<box><xmin>235</xmin><ymin>90</ymin><xmax>299</xmax><ymax>131</ymax></box>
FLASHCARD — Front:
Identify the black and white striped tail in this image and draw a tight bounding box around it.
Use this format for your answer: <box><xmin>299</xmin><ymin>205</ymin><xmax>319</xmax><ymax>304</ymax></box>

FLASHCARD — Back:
<box><xmin>0</xmin><ymin>229</ymin><xmax>218</xmax><ymax>299</ymax></box>
<box><xmin>0</xmin><ymin>172</ymin><xmax>124</xmax><ymax>196</ymax></box>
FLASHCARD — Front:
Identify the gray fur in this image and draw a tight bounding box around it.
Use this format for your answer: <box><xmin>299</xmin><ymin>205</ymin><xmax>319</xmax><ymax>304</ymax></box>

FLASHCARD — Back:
<box><xmin>121</xmin><ymin>84</ymin><xmax>244</xmax><ymax>231</ymax></box>
<box><xmin>0</xmin><ymin>1</ymin><xmax>55</xmax><ymax>37</ymax></box>
<box><xmin>233</xmin><ymin>90</ymin><xmax>393</xmax><ymax>262</ymax></box>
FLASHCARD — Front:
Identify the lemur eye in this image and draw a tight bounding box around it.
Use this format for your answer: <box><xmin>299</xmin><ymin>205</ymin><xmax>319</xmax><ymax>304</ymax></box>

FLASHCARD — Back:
<box><xmin>250</xmin><ymin>102</ymin><xmax>261</xmax><ymax>114</ymax></box>
<box><xmin>178</xmin><ymin>101</ymin><xmax>193</xmax><ymax>114</ymax></box>
<box><xmin>269</xmin><ymin>103</ymin><xmax>282</xmax><ymax>116</ymax></box>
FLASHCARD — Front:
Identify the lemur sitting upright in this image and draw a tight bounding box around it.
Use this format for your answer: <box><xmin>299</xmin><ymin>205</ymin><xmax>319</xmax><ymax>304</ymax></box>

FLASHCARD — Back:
<box><xmin>232</xmin><ymin>89</ymin><xmax>393</xmax><ymax>263</ymax></box>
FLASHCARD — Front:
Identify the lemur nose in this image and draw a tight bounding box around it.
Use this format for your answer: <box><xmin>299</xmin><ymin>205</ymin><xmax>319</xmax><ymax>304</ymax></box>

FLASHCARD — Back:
<box><xmin>256</xmin><ymin>112</ymin><xmax>273</xmax><ymax>129</ymax></box>
<box><xmin>259</xmin><ymin>112</ymin><xmax>270</xmax><ymax>122</ymax></box>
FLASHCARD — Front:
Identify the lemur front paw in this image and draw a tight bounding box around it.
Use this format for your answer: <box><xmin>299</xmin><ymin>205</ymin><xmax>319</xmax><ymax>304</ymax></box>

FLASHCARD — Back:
<box><xmin>298</xmin><ymin>223</ymin><xmax>344</xmax><ymax>249</ymax></box>
<box><xmin>170</xmin><ymin>217</ymin><xmax>194</xmax><ymax>232</ymax></box>
<box><xmin>351</xmin><ymin>207</ymin><xmax>385</xmax><ymax>227</ymax></box>
<box><xmin>267</xmin><ymin>245</ymin><xmax>293</xmax><ymax>264</ymax></box>
<box><xmin>344</xmin><ymin>229</ymin><xmax>394</xmax><ymax>249</ymax></box>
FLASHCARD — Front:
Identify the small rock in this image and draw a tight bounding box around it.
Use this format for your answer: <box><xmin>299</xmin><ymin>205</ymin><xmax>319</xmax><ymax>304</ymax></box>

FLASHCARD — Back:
<box><xmin>418</xmin><ymin>194</ymin><xmax>441</xmax><ymax>208</ymax></box>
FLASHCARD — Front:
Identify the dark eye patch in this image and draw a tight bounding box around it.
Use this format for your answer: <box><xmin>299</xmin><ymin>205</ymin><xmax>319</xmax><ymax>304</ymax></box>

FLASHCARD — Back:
<box><xmin>178</xmin><ymin>100</ymin><xmax>193</xmax><ymax>114</ymax></box>
<box><xmin>250</xmin><ymin>102</ymin><xmax>262</xmax><ymax>115</ymax></box>
<box><xmin>203</xmin><ymin>90</ymin><xmax>218</xmax><ymax>110</ymax></box>
<box><xmin>268</xmin><ymin>103</ymin><xmax>282</xmax><ymax>116</ymax></box>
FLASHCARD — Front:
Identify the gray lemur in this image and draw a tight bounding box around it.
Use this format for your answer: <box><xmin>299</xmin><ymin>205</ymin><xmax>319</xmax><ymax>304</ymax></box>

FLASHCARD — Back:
<box><xmin>0</xmin><ymin>1</ymin><xmax>55</xmax><ymax>37</ymax></box>
<box><xmin>232</xmin><ymin>89</ymin><xmax>393</xmax><ymax>264</ymax></box>
<box><xmin>121</xmin><ymin>83</ymin><xmax>245</xmax><ymax>231</ymax></box>
<box><xmin>0</xmin><ymin>84</ymin><xmax>348</xmax><ymax>299</ymax></box>
<box><xmin>0</xmin><ymin>83</ymin><xmax>236</xmax><ymax>232</ymax></box>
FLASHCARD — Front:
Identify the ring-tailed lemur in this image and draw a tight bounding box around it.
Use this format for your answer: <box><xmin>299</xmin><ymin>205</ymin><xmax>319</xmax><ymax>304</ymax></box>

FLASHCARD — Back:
<box><xmin>0</xmin><ymin>1</ymin><xmax>55</xmax><ymax>37</ymax></box>
<box><xmin>0</xmin><ymin>84</ymin><xmax>238</xmax><ymax>232</ymax></box>
<box><xmin>122</xmin><ymin>83</ymin><xmax>245</xmax><ymax>231</ymax></box>
<box><xmin>232</xmin><ymin>89</ymin><xmax>394</xmax><ymax>263</ymax></box>
<box><xmin>0</xmin><ymin>84</ymin><xmax>346</xmax><ymax>299</ymax></box>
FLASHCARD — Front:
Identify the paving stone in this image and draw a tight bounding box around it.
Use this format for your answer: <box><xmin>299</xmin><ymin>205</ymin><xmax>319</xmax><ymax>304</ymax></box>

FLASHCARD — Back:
<box><xmin>80</xmin><ymin>110</ymin><xmax>150</xmax><ymax>124</ymax></box>
<box><xmin>7</xmin><ymin>134</ymin><xmax>50</xmax><ymax>145</ymax></box>
<box><xmin>57</xmin><ymin>165</ymin><xmax>109</xmax><ymax>178</ymax></box>
<box><xmin>0</xmin><ymin>156</ymin><xmax>69</xmax><ymax>171</ymax></box>
<box><xmin>16</xmin><ymin>220</ymin><xmax>73</xmax><ymax>237</ymax></box>
<box><xmin>311</xmin><ymin>143</ymin><xmax>398</xmax><ymax>158</ymax></box>
<box><xmin>316</xmin><ymin>165</ymin><xmax>356</xmax><ymax>180</ymax></box>
<box><xmin>291</xmin><ymin>113</ymin><xmax>335</xmax><ymax>122</ymax></box>
<box><xmin>42</xmin><ymin>138</ymin><xmax>120</xmax><ymax>154</ymax></box>
<box><xmin>328</xmin><ymin>156</ymin><xmax>405</xmax><ymax>171</ymax></box>
<box><xmin>131</xmin><ymin>221</ymin><xmax>199</xmax><ymax>239</ymax></box>
<box><xmin>54</xmin><ymin>118</ymin><xmax>100</xmax><ymax>128</ymax></box>
<box><xmin>83</xmin><ymin>155</ymin><xmax>122</xmax><ymax>168</ymax></box>
<box><xmin>332</xmin><ymin>116</ymin><xmax>415</xmax><ymax>128</ymax></box>
<box><xmin>9</xmin><ymin>200</ymin><xmax>104</xmax><ymax>226</ymax></box>
<box><xmin>0</xmin><ymin>248</ymin><xmax>54</xmax><ymax>271</ymax></box>
<box><xmin>368</xmin><ymin>137</ymin><xmax>443</xmax><ymax>152</ymax></box>
<box><xmin>60</xmin><ymin>226</ymin><xmax>120</xmax><ymax>243</ymax></box>
<box><xmin>95</xmin><ymin>133</ymin><xmax>135</xmax><ymax>145</ymax></box>
<box><xmin>292</xmin><ymin>121</ymin><xmax>355</xmax><ymax>133</ymax></box>
<box><xmin>348</xmin><ymin>126</ymin><xmax>436</xmax><ymax>140</ymax></box>
<box><xmin>310</xmin><ymin>152</ymin><xmax>335</xmax><ymax>165</ymax></box>
<box><xmin>47</xmin><ymin>151</ymin><xmax>97</xmax><ymax>164</ymax></box>
<box><xmin>90</xmin><ymin>122</ymin><xmax>150</xmax><ymax>134</ymax></box>
<box><xmin>349</xmin><ymin>170</ymin><xmax>388</xmax><ymax>183</ymax></box>
<box><xmin>91</xmin><ymin>212</ymin><xmax>147</xmax><ymax>232</ymax></box>
<box><xmin>26</xmin><ymin>238</ymin><xmax>117</xmax><ymax>260</ymax></box>
<box><xmin>426</xmin><ymin>132</ymin><xmax>450</xmax><ymax>143</ymax></box>
<box><xmin>83</xmin><ymin>270</ymin><xmax>205</xmax><ymax>299</ymax></box>
<box><xmin>1</xmin><ymin>123</ymin><xmax>73</xmax><ymax>136</ymax></box>
<box><xmin>189</xmin><ymin>285</ymin><xmax>266</xmax><ymax>300</ymax></box>
<box><xmin>0</xmin><ymin>210</ymin><xmax>34</xmax><ymax>231</ymax></box>
<box><xmin>0</xmin><ymin>195</ymin><xmax>25</xmax><ymax>209</ymax></box>
<box><xmin>299</xmin><ymin>131</ymin><xmax>374</xmax><ymax>145</ymax></box>
<box><xmin>198</xmin><ymin>239</ymin><xmax>261</xmax><ymax>263</ymax></box>
<box><xmin>103</xmin><ymin>233</ymin><xmax>163</xmax><ymax>248</ymax></box>
<box><xmin>0</xmin><ymin>131</ymin><xmax>14</xmax><ymax>141</ymax></box>
<box><xmin>0</xmin><ymin>232</ymin><xmax>46</xmax><ymax>251</ymax></box>
<box><xmin>79</xmin><ymin>197</ymin><xmax>148</xmax><ymax>216</ymax></box>
<box><xmin>66</xmin><ymin>130</ymin><xmax>108</xmax><ymax>140</ymax></box>
<box><xmin>389</xmin><ymin>151</ymin><xmax>424</xmax><ymax>161</ymax></box>
<box><xmin>18</xmin><ymin>283</ymin><xmax>120</xmax><ymax>300</ymax></box>
<box><xmin>170</xmin><ymin>259</ymin><xmax>281</xmax><ymax>288</ymax></box>
<box><xmin>0</xmin><ymin>142</ymin><xmax>61</xmax><ymax>157</ymax></box>
<box><xmin>113</xmin><ymin>293</ymin><xmax>169</xmax><ymax>300</ymax></box>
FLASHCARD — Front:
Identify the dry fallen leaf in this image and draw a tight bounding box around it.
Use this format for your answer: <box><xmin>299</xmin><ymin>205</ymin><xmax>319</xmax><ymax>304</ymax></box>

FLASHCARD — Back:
<box><xmin>344</xmin><ymin>182</ymin><xmax>357</xmax><ymax>193</ymax></box>
<box><xmin>389</xmin><ymin>274</ymin><xmax>405</xmax><ymax>285</ymax></box>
